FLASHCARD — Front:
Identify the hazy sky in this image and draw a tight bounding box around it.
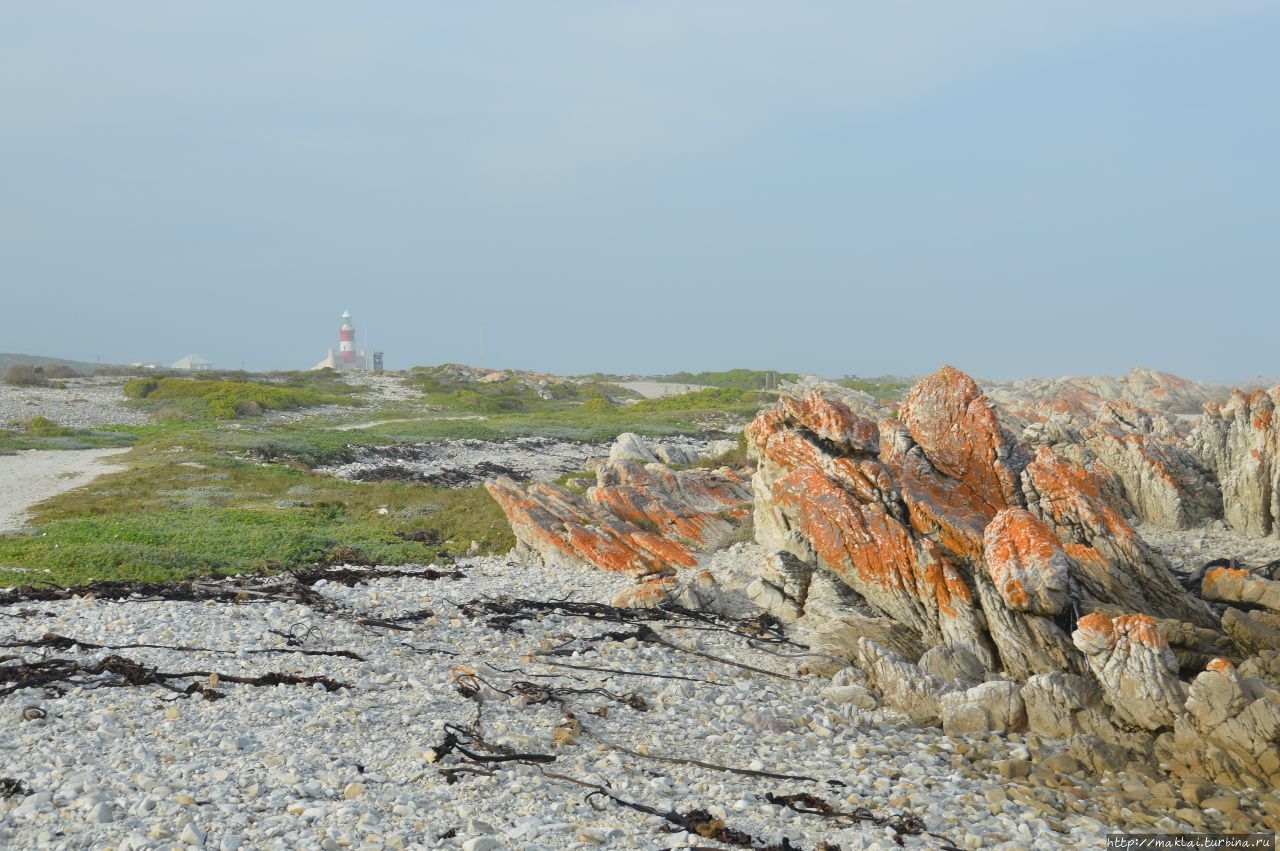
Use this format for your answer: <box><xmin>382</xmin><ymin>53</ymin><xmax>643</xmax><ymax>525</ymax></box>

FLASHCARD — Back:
<box><xmin>3</xmin><ymin>3</ymin><xmax>1277</xmax><ymax>381</ymax></box>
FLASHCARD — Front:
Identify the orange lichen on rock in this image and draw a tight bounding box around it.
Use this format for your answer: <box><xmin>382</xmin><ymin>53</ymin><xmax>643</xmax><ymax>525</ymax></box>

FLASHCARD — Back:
<box><xmin>895</xmin><ymin>453</ymin><xmax>991</xmax><ymax>565</ymax></box>
<box><xmin>1203</xmin><ymin>566</ymin><xmax>1251</xmax><ymax>595</ymax></box>
<box><xmin>772</xmin><ymin>466</ymin><xmax>917</xmax><ymax>596</ymax></box>
<box><xmin>778</xmin><ymin>391</ymin><xmax>881</xmax><ymax>452</ymax></box>
<box><xmin>770</xmin><ymin>466</ymin><xmax>983</xmax><ymax>647</ymax></box>
<box><xmin>917</xmin><ymin>539</ymin><xmax>975</xmax><ymax>618</ymax></box>
<box><xmin>486</xmin><ymin>477</ymin><xmax>703</xmax><ymax>576</ymax></box>
<box><xmin>747</xmin><ymin>391</ymin><xmax>880</xmax><ymax>456</ymax></box>
<box><xmin>1072</xmin><ymin>612</ymin><xmax>1116</xmax><ymax>650</ymax></box>
<box><xmin>612</xmin><ymin>577</ymin><xmax>680</xmax><ymax>609</ymax></box>
<box><xmin>1115</xmin><ymin>613</ymin><xmax>1167</xmax><ymax>649</ymax></box>
<box><xmin>899</xmin><ymin>366</ymin><xmax>1022</xmax><ymax>516</ymax></box>
<box><xmin>1206</xmin><ymin>657</ymin><xmax>1235</xmax><ymax>673</ymax></box>
<box><xmin>982</xmin><ymin>508</ymin><xmax>1070</xmax><ymax>615</ymax></box>
<box><xmin>1071</xmin><ymin>611</ymin><xmax>1168</xmax><ymax>652</ymax></box>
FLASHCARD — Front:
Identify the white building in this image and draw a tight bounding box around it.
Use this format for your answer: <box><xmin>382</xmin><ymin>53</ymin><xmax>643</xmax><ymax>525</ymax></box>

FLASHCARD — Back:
<box><xmin>171</xmin><ymin>353</ymin><xmax>213</xmax><ymax>371</ymax></box>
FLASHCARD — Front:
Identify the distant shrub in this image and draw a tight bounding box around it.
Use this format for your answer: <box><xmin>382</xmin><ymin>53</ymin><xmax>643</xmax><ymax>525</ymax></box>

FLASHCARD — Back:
<box><xmin>124</xmin><ymin>378</ymin><xmax>161</xmax><ymax>398</ymax></box>
<box><xmin>580</xmin><ymin>396</ymin><xmax>617</xmax><ymax>414</ymax></box>
<box><xmin>124</xmin><ymin>377</ymin><xmax>342</xmax><ymax>420</ymax></box>
<box><xmin>629</xmin><ymin>387</ymin><xmax>760</xmax><ymax>413</ymax></box>
<box><xmin>8</xmin><ymin>416</ymin><xmax>74</xmax><ymax>436</ymax></box>
<box><xmin>3</xmin><ymin>365</ymin><xmax>49</xmax><ymax>387</ymax></box>
<box><xmin>42</xmin><ymin>364</ymin><xmax>79</xmax><ymax>380</ymax></box>
<box><xmin>656</xmin><ymin>369</ymin><xmax>798</xmax><ymax>391</ymax></box>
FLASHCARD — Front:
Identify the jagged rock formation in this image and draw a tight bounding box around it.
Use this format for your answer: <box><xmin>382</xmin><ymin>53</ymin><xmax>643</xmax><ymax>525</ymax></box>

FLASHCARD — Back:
<box><xmin>485</xmin><ymin>434</ymin><xmax>752</xmax><ymax>583</ymax></box>
<box><xmin>744</xmin><ymin>366</ymin><xmax>1279</xmax><ymax>787</ymax></box>
<box><xmin>1171</xmin><ymin>659</ymin><xmax>1280</xmax><ymax>788</ymax></box>
<box><xmin>481</xmin><ymin>365</ymin><xmax>1280</xmax><ymax>787</ymax></box>
<box><xmin>985</xmin><ymin>367</ymin><xmax>1229</xmax><ymax>418</ymax></box>
<box><xmin>1191</xmin><ymin>388</ymin><xmax>1280</xmax><ymax>537</ymax></box>
<box><xmin>1072</xmin><ymin>613</ymin><xmax>1186</xmax><ymax>730</ymax></box>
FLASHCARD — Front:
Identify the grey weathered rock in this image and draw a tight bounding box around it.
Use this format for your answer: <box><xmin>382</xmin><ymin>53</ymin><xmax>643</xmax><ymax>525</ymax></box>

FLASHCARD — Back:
<box><xmin>1190</xmin><ymin>387</ymin><xmax>1280</xmax><ymax>537</ymax></box>
<box><xmin>1080</xmin><ymin>403</ymin><xmax>1222</xmax><ymax>530</ymax></box>
<box><xmin>917</xmin><ymin>645</ymin><xmax>987</xmax><ymax>687</ymax></box>
<box><xmin>855</xmin><ymin>639</ymin><xmax>948</xmax><ymax>726</ymax></box>
<box><xmin>609</xmin><ymin>432</ymin><xmax>660</xmax><ymax>465</ymax></box>
<box><xmin>1172</xmin><ymin>659</ymin><xmax>1280</xmax><ymax>788</ymax></box>
<box><xmin>1020</xmin><ymin>672</ymin><xmax>1125</xmax><ymax>744</ymax></box>
<box><xmin>1072</xmin><ymin>613</ymin><xmax>1186</xmax><ymax>731</ymax></box>
<box><xmin>744</xmin><ymin>551</ymin><xmax>811</xmax><ymax>623</ymax></box>
<box><xmin>939</xmin><ymin>680</ymin><xmax>1027</xmax><ymax>736</ymax></box>
<box><xmin>1221</xmin><ymin>607</ymin><xmax>1280</xmax><ymax>655</ymax></box>
<box><xmin>1066</xmin><ymin>735</ymin><xmax>1142</xmax><ymax>776</ymax></box>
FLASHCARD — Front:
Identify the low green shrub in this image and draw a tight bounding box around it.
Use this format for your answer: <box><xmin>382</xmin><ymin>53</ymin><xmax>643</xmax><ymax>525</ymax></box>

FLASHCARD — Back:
<box><xmin>8</xmin><ymin>416</ymin><xmax>75</xmax><ymax>437</ymax></box>
<box><xmin>124</xmin><ymin>377</ymin><xmax>345</xmax><ymax>420</ymax></box>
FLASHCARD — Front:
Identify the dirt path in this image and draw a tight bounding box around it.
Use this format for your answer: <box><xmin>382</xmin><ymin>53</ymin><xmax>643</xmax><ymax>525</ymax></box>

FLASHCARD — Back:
<box><xmin>0</xmin><ymin>448</ymin><xmax>130</xmax><ymax>532</ymax></box>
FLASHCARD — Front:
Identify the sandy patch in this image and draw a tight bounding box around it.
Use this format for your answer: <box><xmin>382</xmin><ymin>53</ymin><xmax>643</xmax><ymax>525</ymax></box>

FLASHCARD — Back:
<box><xmin>0</xmin><ymin>448</ymin><xmax>130</xmax><ymax>532</ymax></box>
<box><xmin>616</xmin><ymin>380</ymin><xmax>711</xmax><ymax>398</ymax></box>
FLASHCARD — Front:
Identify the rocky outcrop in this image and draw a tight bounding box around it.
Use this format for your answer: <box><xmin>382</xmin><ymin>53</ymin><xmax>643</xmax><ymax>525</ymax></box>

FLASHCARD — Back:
<box><xmin>1190</xmin><ymin>387</ymin><xmax>1280</xmax><ymax>537</ymax></box>
<box><xmin>1171</xmin><ymin>659</ymin><xmax>1280</xmax><ymax>788</ymax></box>
<box><xmin>1078</xmin><ymin>404</ymin><xmax>1222</xmax><ymax>529</ymax></box>
<box><xmin>1022</xmin><ymin>447</ymin><xmax>1217</xmax><ymax>628</ymax></box>
<box><xmin>985</xmin><ymin>367</ymin><xmax>1230</xmax><ymax>419</ymax></box>
<box><xmin>1072</xmin><ymin>613</ymin><xmax>1186</xmax><ymax>731</ymax></box>
<box><xmin>485</xmin><ymin>433</ymin><xmax>752</xmax><ymax>577</ymax></box>
<box><xmin>1203</xmin><ymin>566</ymin><xmax>1280</xmax><ymax>613</ymax></box>
<box><xmin>749</xmin><ymin>368</ymin><xmax>1216</xmax><ymax>682</ymax></box>
<box><xmin>741</xmin><ymin>366</ymin><xmax>1280</xmax><ymax>785</ymax></box>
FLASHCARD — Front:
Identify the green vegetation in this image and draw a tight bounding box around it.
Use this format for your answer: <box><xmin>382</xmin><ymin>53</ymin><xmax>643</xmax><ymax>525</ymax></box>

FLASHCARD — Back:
<box><xmin>0</xmin><ymin>443</ymin><xmax>512</xmax><ymax>585</ymax></box>
<box><xmin>8</xmin><ymin>416</ymin><xmax>75</xmax><ymax>437</ymax></box>
<box><xmin>0</xmin><ymin>367</ymin><xmax>769</xmax><ymax>588</ymax></box>
<box><xmin>0</xmin><ymin>419</ymin><xmax>138</xmax><ymax>452</ymax></box>
<box><xmin>656</xmin><ymin>368</ymin><xmax>798</xmax><ymax>391</ymax></box>
<box><xmin>837</xmin><ymin>375</ymin><xmax>916</xmax><ymax>403</ymax></box>
<box><xmin>404</xmin><ymin>365</ymin><xmax>631</xmax><ymax>414</ymax></box>
<box><xmin>123</xmin><ymin>372</ymin><xmax>356</xmax><ymax>420</ymax></box>
<box><xmin>629</xmin><ymin>387</ymin><xmax>759</xmax><ymax>413</ymax></box>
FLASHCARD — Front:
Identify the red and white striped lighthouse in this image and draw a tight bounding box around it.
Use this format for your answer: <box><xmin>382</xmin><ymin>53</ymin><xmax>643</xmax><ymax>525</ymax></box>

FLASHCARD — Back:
<box><xmin>339</xmin><ymin>310</ymin><xmax>357</xmax><ymax>367</ymax></box>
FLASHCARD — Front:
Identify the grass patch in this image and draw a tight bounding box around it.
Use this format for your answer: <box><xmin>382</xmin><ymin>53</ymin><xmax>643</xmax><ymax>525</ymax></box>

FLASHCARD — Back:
<box><xmin>8</xmin><ymin>416</ymin><xmax>75</xmax><ymax>437</ymax></box>
<box><xmin>0</xmin><ymin>418</ymin><xmax>138</xmax><ymax>452</ymax></box>
<box><xmin>655</xmin><ymin>368</ymin><xmax>798</xmax><ymax>391</ymax></box>
<box><xmin>837</xmin><ymin>375</ymin><xmax>916</xmax><ymax>403</ymax></box>
<box><xmin>0</xmin><ymin>449</ymin><xmax>513</xmax><ymax>586</ymax></box>
<box><xmin>0</xmin><ymin>367</ymin><xmax>767</xmax><ymax>588</ymax></box>
<box><xmin>124</xmin><ymin>373</ymin><xmax>357</xmax><ymax>420</ymax></box>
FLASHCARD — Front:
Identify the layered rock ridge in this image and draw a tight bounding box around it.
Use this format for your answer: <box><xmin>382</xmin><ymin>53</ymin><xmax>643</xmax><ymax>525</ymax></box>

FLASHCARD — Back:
<box><xmin>485</xmin><ymin>433</ymin><xmax>752</xmax><ymax>606</ymax></box>
<box><xmin>746</xmin><ymin>366</ymin><xmax>1278</xmax><ymax>788</ymax></box>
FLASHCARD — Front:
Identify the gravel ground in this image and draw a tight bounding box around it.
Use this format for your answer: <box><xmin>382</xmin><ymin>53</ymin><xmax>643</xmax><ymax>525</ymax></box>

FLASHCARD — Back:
<box><xmin>0</xmin><ymin>379</ymin><xmax>150</xmax><ymax>430</ymax></box>
<box><xmin>320</xmin><ymin>435</ymin><xmax>735</xmax><ymax>488</ymax></box>
<box><xmin>1137</xmin><ymin>522</ymin><xmax>1280</xmax><ymax>574</ymax></box>
<box><xmin>0</xmin><ymin>554</ymin><xmax>1148</xmax><ymax>851</ymax></box>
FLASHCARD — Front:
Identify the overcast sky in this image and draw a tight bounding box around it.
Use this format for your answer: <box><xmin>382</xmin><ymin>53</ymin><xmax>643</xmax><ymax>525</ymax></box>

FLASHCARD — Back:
<box><xmin>3</xmin><ymin>3</ymin><xmax>1277</xmax><ymax>381</ymax></box>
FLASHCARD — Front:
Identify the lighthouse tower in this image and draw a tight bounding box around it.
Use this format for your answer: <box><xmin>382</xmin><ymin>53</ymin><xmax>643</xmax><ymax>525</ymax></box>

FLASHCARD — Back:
<box><xmin>311</xmin><ymin>310</ymin><xmax>367</xmax><ymax>371</ymax></box>
<box><xmin>338</xmin><ymin>310</ymin><xmax>357</xmax><ymax>367</ymax></box>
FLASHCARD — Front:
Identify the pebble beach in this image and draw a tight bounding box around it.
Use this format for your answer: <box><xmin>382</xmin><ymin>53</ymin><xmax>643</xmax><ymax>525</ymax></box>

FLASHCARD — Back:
<box><xmin>0</xmin><ymin>554</ymin><xmax>1150</xmax><ymax>851</ymax></box>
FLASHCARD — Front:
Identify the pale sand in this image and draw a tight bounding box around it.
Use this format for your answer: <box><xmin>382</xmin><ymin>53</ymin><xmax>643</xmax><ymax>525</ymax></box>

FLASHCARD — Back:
<box><xmin>0</xmin><ymin>448</ymin><xmax>130</xmax><ymax>532</ymax></box>
<box><xmin>616</xmin><ymin>380</ymin><xmax>711</xmax><ymax>398</ymax></box>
